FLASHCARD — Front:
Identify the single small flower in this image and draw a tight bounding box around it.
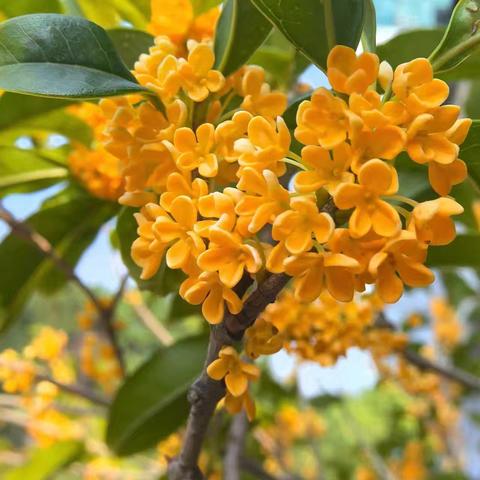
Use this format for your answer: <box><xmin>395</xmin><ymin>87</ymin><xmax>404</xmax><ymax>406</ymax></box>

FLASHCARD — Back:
<box><xmin>207</xmin><ymin>346</ymin><xmax>260</xmax><ymax>397</ymax></box>
<box><xmin>178</xmin><ymin>41</ymin><xmax>225</xmax><ymax>102</ymax></box>
<box><xmin>215</xmin><ymin>111</ymin><xmax>252</xmax><ymax>162</ymax></box>
<box><xmin>197</xmin><ymin>227</ymin><xmax>262</xmax><ymax>287</ymax></box>
<box><xmin>224</xmin><ymin>389</ymin><xmax>256</xmax><ymax>421</ymax></box>
<box><xmin>392</xmin><ymin>58</ymin><xmax>449</xmax><ymax>115</ymax></box>
<box><xmin>236</xmin><ymin>168</ymin><xmax>290</xmax><ymax>233</ymax></box>
<box><xmin>245</xmin><ymin>318</ymin><xmax>284</xmax><ymax>359</ymax></box>
<box><xmin>272</xmin><ymin>196</ymin><xmax>335</xmax><ymax>254</ymax></box>
<box><xmin>240</xmin><ymin>65</ymin><xmax>287</xmax><ymax>118</ymax></box>
<box><xmin>334</xmin><ymin>159</ymin><xmax>401</xmax><ymax>238</ymax></box>
<box><xmin>408</xmin><ymin>197</ymin><xmax>463</xmax><ymax>246</ymax></box>
<box><xmin>152</xmin><ymin>195</ymin><xmax>205</xmax><ymax>270</ymax></box>
<box><xmin>327</xmin><ymin>45</ymin><xmax>379</xmax><ymax>95</ymax></box>
<box><xmin>295</xmin><ymin>88</ymin><xmax>349</xmax><ymax>149</ymax></box>
<box><xmin>180</xmin><ymin>271</ymin><xmax>243</xmax><ymax>324</ymax></box>
<box><xmin>284</xmin><ymin>251</ymin><xmax>360</xmax><ymax>302</ymax></box>
<box><xmin>160</xmin><ymin>172</ymin><xmax>209</xmax><ymax>211</ymax></box>
<box><xmin>295</xmin><ymin>143</ymin><xmax>354</xmax><ymax>194</ymax></box>
<box><xmin>369</xmin><ymin>230</ymin><xmax>434</xmax><ymax>303</ymax></box>
<box><xmin>170</xmin><ymin>123</ymin><xmax>218</xmax><ymax>177</ymax></box>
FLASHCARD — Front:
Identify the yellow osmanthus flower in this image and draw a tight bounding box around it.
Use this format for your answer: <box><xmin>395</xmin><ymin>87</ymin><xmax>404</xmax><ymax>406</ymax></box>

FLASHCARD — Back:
<box><xmin>180</xmin><ymin>271</ymin><xmax>243</xmax><ymax>324</ymax></box>
<box><xmin>369</xmin><ymin>231</ymin><xmax>434</xmax><ymax>303</ymax></box>
<box><xmin>24</xmin><ymin>327</ymin><xmax>68</xmax><ymax>363</ymax></box>
<box><xmin>334</xmin><ymin>159</ymin><xmax>401</xmax><ymax>238</ymax></box>
<box><xmin>207</xmin><ymin>346</ymin><xmax>260</xmax><ymax>398</ymax></box>
<box><xmin>431</xmin><ymin>298</ymin><xmax>462</xmax><ymax>350</ymax></box>
<box><xmin>272</xmin><ymin>196</ymin><xmax>335</xmax><ymax>254</ymax></box>
<box><xmin>0</xmin><ymin>349</ymin><xmax>36</xmax><ymax>393</ymax></box>
<box><xmin>245</xmin><ymin>318</ymin><xmax>284</xmax><ymax>359</ymax></box>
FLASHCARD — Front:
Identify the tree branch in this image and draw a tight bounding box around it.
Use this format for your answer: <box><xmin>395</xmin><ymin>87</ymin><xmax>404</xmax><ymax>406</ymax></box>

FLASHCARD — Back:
<box><xmin>168</xmin><ymin>273</ymin><xmax>289</xmax><ymax>480</ymax></box>
<box><xmin>224</xmin><ymin>412</ymin><xmax>248</xmax><ymax>480</ymax></box>
<box><xmin>376</xmin><ymin>313</ymin><xmax>480</xmax><ymax>391</ymax></box>
<box><xmin>0</xmin><ymin>204</ymin><xmax>127</xmax><ymax>376</ymax></box>
<box><xmin>240</xmin><ymin>456</ymin><xmax>280</xmax><ymax>480</ymax></box>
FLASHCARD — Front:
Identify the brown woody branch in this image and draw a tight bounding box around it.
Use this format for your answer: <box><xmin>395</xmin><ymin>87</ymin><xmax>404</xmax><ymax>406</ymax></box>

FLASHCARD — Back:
<box><xmin>224</xmin><ymin>412</ymin><xmax>248</xmax><ymax>480</ymax></box>
<box><xmin>168</xmin><ymin>273</ymin><xmax>289</xmax><ymax>480</ymax></box>
<box><xmin>376</xmin><ymin>313</ymin><xmax>480</xmax><ymax>391</ymax></box>
<box><xmin>0</xmin><ymin>204</ymin><xmax>127</xmax><ymax>377</ymax></box>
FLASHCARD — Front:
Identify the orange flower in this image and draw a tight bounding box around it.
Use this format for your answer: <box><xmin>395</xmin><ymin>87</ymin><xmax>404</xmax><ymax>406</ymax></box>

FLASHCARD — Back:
<box><xmin>236</xmin><ymin>116</ymin><xmax>290</xmax><ymax>176</ymax></box>
<box><xmin>196</xmin><ymin>191</ymin><xmax>238</xmax><ymax>234</ymax></box>
<box><xmin>197</xmin><ymin>227</ymin><xmax>262</xmax><ymax>287</ymax></box>
<box><xmin>153</xmin><ymin>195</ymin><xmax>205</xmax><ymax>270</ymax></box>
<box><xmin>240</xmin><ymin>66</ymin><xmax>287</xmax><ymax>118</ymax></box>
<box><xmin>207</xmin><ymin>346</ymin><xmax>260</xmax><ymax>397</ymax></box>
<box><xmin>295</xmin><ymin>143</ymin><xmax>354</xmax><ymax>194</ymax></box>
<box><xmin>295</xmin><ymin>88</ymin><xmax>349</xmax><ymax>149</ymax></box>
<box><xmin>178</xmin><ymin>41</ymin><xmax>225</xmax><ymax>102</ymax></box>
<box><xmin>284</xmin><ymin>251</ymin><xmax>360</xmax><ymax>302</ymax></box>
<box><xmin>224</xmin><ymin>389</ymin><xmax>256</xmax><ymax>421</ymax></box>
<box><xmin>236</xmin><ymin>168</ymin><xmax>290</xmax><ymax>233</ymax></box>
<box><xmin>160</xmin><ymin>172</ymin><xmax>209</xmax><ymax>210</ymax></box>
<box><xmin>170</xmin><ymin>123</ymin><xmax>218</xmax><ymax>177</ymax></box>
<box><xmin>392</xmin><ymin>58</ymin><xmax>449</xmax><ymax>115</ymax></box>
<box><xmin>272</xmin><ymin>197</ymin><xmax>335</xmax><ymax>254</ymax></box>
<box><xmin>180</xmin><ymin>271</ymin><xmax>242</xmax><ymax>324</ymax></box>
<box><xmin>327</xmin><ymin>45</ymin><xmax>379</xmax><ymax>95</ymax></box>
<box><xmin>245</xmin><ymin>318</ymin><xmax>284</xmax><ymax>359</ymax></box>
<box><xmin>132</xmin><ymin>204</ymin><xmax>169</xmax><ymax>279</ymax></box>
<box><xmin>408</xmin><ymin>197</ymin><xmax>463</xmax><ymax>246</ymax></box>
<box><xmin>428</xmin><ymin>159</ymin><xmax>467</xmax><ymax>196</ymax></box>
<box><xmin>369</xmin><ymin>231</ymin><xmax>434</xmax><ymax>303</ymax></box>
<box><xmin>215</xmin><ymin>111</ymin><xmax>252</xmax><ymax>162</ymax></box>
<box><xmin>406</xmin><ymin>106</ymin><xmax>460</xmax><ymax>165</ymax></box>
<box><xmin>334</xmin><ymin>159</ymin><xmax>401</xmax><ymax>238</ymax></box>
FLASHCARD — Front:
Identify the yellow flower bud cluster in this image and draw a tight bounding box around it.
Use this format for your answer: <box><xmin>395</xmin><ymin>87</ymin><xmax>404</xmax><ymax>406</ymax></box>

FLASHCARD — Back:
<box><xmin>77</xmin><ymin>299</ymin><xmax>122</xmax><ymax>394</ymax></box>
<box><xmin>430</xmin><ymin>297</ymin><xmax>462</xmax><ymax>350</ymax></box>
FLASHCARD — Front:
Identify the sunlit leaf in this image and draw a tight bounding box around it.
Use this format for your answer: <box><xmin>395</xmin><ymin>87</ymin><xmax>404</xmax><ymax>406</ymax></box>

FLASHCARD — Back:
<box><xmin>0</xmin><ymin>14</ymin><xmax>146</xmax><ymax>98</ymax></box>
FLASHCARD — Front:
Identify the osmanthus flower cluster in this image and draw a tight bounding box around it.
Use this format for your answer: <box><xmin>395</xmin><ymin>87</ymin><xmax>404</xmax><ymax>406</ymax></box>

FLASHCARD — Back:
<box><xmin>77</xmin><ymin>299</ymin><xmax>123</xmax><ymax>394</ymax></box>
<box><xmin>99</xmin><ymin>32</ymin><xmax>471</xmax><ymax>418</ymax></box>
<box><xmin>0</xmin><ymin>327</ymin><xmax>81</xmax><ymax>447</ymax></box>
<box><xmin>68</xmin><ymin>103</ymin><xmax>124</xmax><ymax>201</ymax></box>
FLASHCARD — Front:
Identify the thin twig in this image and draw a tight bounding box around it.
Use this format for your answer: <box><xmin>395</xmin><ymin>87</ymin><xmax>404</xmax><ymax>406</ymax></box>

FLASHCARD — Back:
<box><xmin>224</xmin><ymin>412</ymin><xmax>248</xmax><ymax>480</ymax></box>
<box><xmin>0</xmin><ymin>203</ymin><xmax>103</xmax><ymax>312</ymax></box>
<box><xmin>376</xmin><ymin>313</ymin><xmax>480</xmax><ymax>391</ymax></box>
<box><xmin>0</xmin><ymin>203</ymin><xmax>127</xmax><ymax>377</ymax></box>
<box><xmin>131</xmin><ymin>301</ymin><xmax>174</xmax><ymax>346</ymax></box>
<box><xmin>240</xmin><ymin>456</ymin><xmax>280</xmax><ymax>480</ymax></box>
<box><xmin>36</xmin><ymin>373</ymin><xmax>110</xmax><ymax>406</ymax></box>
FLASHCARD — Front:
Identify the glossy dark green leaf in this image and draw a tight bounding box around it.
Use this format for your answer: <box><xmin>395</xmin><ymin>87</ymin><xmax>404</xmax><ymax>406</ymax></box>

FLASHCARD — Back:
<box><xmin>427</xmin><ymin>235</ymin><xmax>480</xmax><ymax>267</ymax></box>
<box><xmin>214</xmin><ymin>0</ymin><xmax>272</xmax><ymax>76</ymax></box>
<box><xmin>250</xmin><ymin>0</ymin><xmax>365</xmax><ymax>71</ymax></box>
<box><xmin>106</xmin><ymin>335</ymin><xmax>207</xmax><ymax>455</ymax></box>
<box><xmin>5</xmin><ymin>441</ymin><xmax>84</xmax><ymax>480</ymax></box>
<box><xmin>430</xmin><ymin>0</ymin><xmax>480</xmax><ymax>73</ymax></box>
<box><xmin>0</xmin><ymin>14</ymin><xmax>146</xmax><ymax>98</ymax></box>
<box><xmin>0</xmin><ymin>147</ymin><xmax>68</xmax><ymax>196</ymax></box>
<box><xmin>362</xmin><ymin>0</ymin><xmax>376</xmax><ymax>52</ymax></box>
<box><xmin>377</xmin><ymin>29</ymin><xmax>444</xmax><ymax>68</ymax></box>
<box><xmin>0</xmin><ymin>0</ymin><xmax>61</xmax><ymax>16</ymax></box>
<box><xmin>0</xmin><ymin>188</ymin><xmax>117</xmax><ymax>331</ymax></box>
<box><xmin>108</xmin><ymin>29</ymin><xmax>154</xmax><ymax>69</ymax></box>
<box><xmin>192</xmin><ymin>0</ymin><xmax>222</xmax><ymax>16</ymax></box>
<box><xmin>459</xmin><ymin>120</ymin><xmax>480</xmax><ymax>188</ymax></box>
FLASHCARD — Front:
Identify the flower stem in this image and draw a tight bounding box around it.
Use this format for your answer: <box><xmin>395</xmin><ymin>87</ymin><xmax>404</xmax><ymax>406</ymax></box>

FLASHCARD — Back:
<box><xmin>389</xmin><ymin>195</ymin><xmax>418</xmax><ymax>208</ymax></box>
<box><xmin>283</xmin><ymin>158</ymin><xmax>307</xmax><ymax>171</ymax></box>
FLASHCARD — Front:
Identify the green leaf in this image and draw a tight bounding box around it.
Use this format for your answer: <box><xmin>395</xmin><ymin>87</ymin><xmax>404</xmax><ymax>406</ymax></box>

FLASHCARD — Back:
<box><xmin>108</xmin><ymin>29</ymin><xmax>154</xmax><ymax>69</ymax></box>
<box><xmin>192</xmin><ymin>0</ymin><xmax>222</xmax><ymax>16</ymax></box>
<box><xmin>0</xmin><ymin>14</ymin><xmax>146</xmax><ymax>99</ymax></box>
<box><xmin>0</xmin><ymin>147</ymin><xmax>68</xmax><ymax>196</ymax></box>
<box><xmin>250</xmin><ymin>0</ymin><xmax>365</xmax><ymax>71</ymax></box>
<box><xmin>430</xmin><ymin>0</ymin><xmax>480</xmax><ymax>73</ymax></box>
<box><xmin>377</xmin><ymin>29</ymin><xmax>444</xmax><ymax>68</ymax></box>
<box><xmin>0</xmin><ymin>188</ymin><xmax>117</xmax><ymax>331</ymax></box>
<box><xmin>106</xmin><ymin>335</ymin><xmax>207</xmax><ymax>455</ymax></box>
<box><xmin>0</xmin><ymin>0</ymin><xmax>61</xmax><ymax>16</ymax></box>
<box><xmin>427</xmin><ymin>235</ymin><xmax>480</xmax><ymax>267</ymax></box>
<box><xmin>362</xmin><ymin>0</ymin><xmax>376</xmax><ymax>52</ymax></box>
<box><xmin>214</xmin><ymin>0</ymin><xmax>272</xmax><ymax>76</ymax></box>
<box><xmin>5</xmin><ymin>441</ymin><xmax>83</xmax><ymax>480</ymax></box>
<box><xmin>459</xmin><ymin>119</ymin><xmax>480</xmax><ymax>187</ymax></box>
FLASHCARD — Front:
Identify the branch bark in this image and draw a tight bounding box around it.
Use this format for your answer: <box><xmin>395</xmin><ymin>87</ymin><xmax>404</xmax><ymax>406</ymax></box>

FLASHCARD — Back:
<box><xmin>168</xmin><ymin>273</ymin><xmax>289</xmax><ymax>480</ymax></box>
<box><xmin>224</xmin><ymin>412</ymin><xmax>248</xmax><ymax>480</ymax></box>
<box><xmin>0</xmin><ymin>204</ymin><xmax>127</xmax><ymax>376</ymax></box>
<box><xmin>376</xmin><ymin>313</ymin><xmax>480</xmax><ymax>391</ymax></box>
